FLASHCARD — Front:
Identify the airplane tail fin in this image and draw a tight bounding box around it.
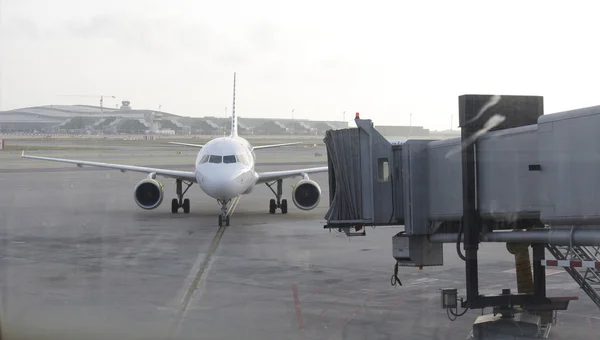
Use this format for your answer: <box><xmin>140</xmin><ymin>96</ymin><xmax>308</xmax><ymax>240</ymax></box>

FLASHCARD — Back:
<box><xmin>230</xmin><ymin>72</ymin><xmax>238</xmax><ymax>137</ymax></box>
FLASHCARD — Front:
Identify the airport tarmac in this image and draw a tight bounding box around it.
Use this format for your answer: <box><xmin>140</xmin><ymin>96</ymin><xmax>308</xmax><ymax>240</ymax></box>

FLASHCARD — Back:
<box><xmin>1</xmin><ymin>142</ymin><xmax>599</xmax><ymax>339</ymax></box>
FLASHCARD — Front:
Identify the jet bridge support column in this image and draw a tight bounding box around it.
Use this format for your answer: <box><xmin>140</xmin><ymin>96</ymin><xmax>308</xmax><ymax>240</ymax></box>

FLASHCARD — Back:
<box><xmin>458</xmin><ymin>95</ymin><xmax>561</xmax><ymax>339</ymax></box>
<box><xmin>459</xmin><ymin>95</ymin><xmax>545</xmax><ymax>311</ymax></box>
<box><xmin>460</xmin><ymin>95</ymin><xmax>481</xmax><ymax>306</ymax></box>
<box><xmin>532</xmin><ymin>243</ymin><xmax>553</xmax><ymax>325</ymax></box>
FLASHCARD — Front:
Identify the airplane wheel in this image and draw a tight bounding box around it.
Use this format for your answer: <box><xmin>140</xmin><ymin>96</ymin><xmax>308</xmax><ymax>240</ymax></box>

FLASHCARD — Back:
<box><xmin>218</xmin><ymin>215</ymin><xmax>223</xmax><ymax>227</ymax></box>
<box><xmin>269</xmin><ymin>199</ymin><xmax>276</xmax><ymax>214</ymax></box>
<box><xmin>171</xmin><ymin>198</ymin><xmax>179</xmax><ymax>213</ymax></box>
<box><xmin>226</xmin><ymin>216</ymin><xmax>230</xmax><ymax>226</ymax></box>
<box><xmin>183</xmin><ymin>199</ymin><xmax>190</xmax><ymax>214</ymax></box>
<box><xmin>281</xmin><ymin>199</ymin><xmax>288</xmax><ymax>214</ymax></box>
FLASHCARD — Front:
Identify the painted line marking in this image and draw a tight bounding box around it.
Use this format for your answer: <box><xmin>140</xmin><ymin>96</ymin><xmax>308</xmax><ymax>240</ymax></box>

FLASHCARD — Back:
<box><xmin>325</xmin><ymin>291</ymin><xmax>378</xmax><ymax>340</ymax></box>
<box><xmin>227</xmin><ymin>195</ymin><xmax>241</xmax><ymax>217</ymax></box>
<box><xmin>167</xmin><ymin>223</ymin><xmax>228</xmax><ymax>339</ymax></box>
<box><xmin>292</xmin><ymin>283</ymin><xmax>306</xmax><ymax>340</ymax></box>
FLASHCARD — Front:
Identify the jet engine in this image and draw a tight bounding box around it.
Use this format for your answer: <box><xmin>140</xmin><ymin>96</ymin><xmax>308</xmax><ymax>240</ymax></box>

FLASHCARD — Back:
<box><xmin>292</xmin><ymin>179</ymin><xmax>321</xmax><ymax>210</ymax></box>
<box><xmin>134</xmin><ymin>178</ymin><xmax>164</xmax><ymax>210</ymax></box>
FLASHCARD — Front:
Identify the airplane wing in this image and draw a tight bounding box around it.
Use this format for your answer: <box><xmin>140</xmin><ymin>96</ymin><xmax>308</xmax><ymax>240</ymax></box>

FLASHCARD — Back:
<box><xmin>168</xmin><ymin>141</ymin><xmax>302</xmax><ymax>150</ymax></box>
<box><xmin>252</xmin><ymin>142</ymin><xmax>303</xmax><ymax>150</ymax></box>
<box><xmin>256</xmin><ymin>166</ymin><xmax>328</xmax><ymax>184</ymax></box>
<box><xmin>168</xmin><ymin>142</ymin><xmax>204</xmax><ymax>148</ymax></box>
<box><xmin>21</xmin><ymin>152</ymin><xmax>197</xmax><ymax>182</ymax></box>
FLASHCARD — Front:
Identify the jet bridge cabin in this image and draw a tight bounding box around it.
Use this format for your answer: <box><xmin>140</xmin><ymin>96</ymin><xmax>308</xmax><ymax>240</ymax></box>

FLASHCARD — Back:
<box><xmin>324</xmin><ymin>104</ymin><xmax>600</xmax><ymax>235</ymax></box>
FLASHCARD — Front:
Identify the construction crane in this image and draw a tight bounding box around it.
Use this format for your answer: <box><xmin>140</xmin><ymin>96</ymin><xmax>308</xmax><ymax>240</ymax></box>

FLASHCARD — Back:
<box><xmin>58</xmin><ymin>94</ymin><xmax>117</xmax><ymax>114</ymax></box>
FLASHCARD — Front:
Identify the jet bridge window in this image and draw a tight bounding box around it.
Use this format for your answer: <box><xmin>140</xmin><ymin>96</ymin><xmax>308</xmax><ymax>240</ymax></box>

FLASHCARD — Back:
<box><xmin>209</xmin><ymin>155</ymin><xmax>222</xmax><ymax>164</ymax></box>
<box><xmin>378</xmin><ymin>157</ymin><xmax>390</xmax><ymax>181</ymax></box>
<box><xmin>223</xmin><ymin>155</ymin><xmax>237</xmax><ymax>164</ymax></box>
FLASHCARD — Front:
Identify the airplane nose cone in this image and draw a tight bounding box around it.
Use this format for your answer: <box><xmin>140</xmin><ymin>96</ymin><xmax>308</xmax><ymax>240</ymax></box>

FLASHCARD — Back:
<box><xmin>199</xmin><ymin>174</ymin><xmax>239</xmax><ymax>199</ymax></box>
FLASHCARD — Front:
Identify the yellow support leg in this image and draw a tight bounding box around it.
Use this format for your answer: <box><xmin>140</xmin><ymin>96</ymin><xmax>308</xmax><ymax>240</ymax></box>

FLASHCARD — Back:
<box><xmin>507</xmin><ymin>242</ymin><xmax>552</xmax><ymax>324</ymax></box>
<box><xmin>507</xmin><ymin>243</ymin><xmax>534</xmax><ymax>294</ymax></box>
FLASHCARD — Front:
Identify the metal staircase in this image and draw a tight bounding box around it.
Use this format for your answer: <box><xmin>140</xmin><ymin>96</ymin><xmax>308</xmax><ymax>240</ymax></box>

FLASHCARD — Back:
<box><xmin>546</xmin><ymin>244</ymin><xmax>600</xmax><ymax>309</ymax></box>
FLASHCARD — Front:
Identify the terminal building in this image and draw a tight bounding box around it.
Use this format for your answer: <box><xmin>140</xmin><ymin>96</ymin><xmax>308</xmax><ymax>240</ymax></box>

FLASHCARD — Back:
<box><xmin>0</xmin><ymin>101</ymin><xmax>457</xmax><ymax>139</ymax></box>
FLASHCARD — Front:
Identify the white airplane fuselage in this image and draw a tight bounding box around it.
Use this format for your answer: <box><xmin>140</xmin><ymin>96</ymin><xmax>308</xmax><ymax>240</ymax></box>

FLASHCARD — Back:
<box><xmin>194</xmin><ymin>136</ymin><xmax>259</xmax><ymax>201</ymax></box>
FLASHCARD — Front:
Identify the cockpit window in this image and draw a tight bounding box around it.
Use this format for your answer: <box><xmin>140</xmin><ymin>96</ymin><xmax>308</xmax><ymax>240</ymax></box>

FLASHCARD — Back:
<box><xmin>209</xmin><ymin>155</ymin><xmax>222</xmax><ymax>163</ymax></box>
<box><xmin>200</xmin><ymin>155</ymin><xmax>210</xmax><ymax>164</ymax></box>
<box><xmin>237</xmin><ymin>154</ymin><xmax>248</xmax><ymax>165</ymax></box>
<box><xmin>223</xmin><ymin>155</ymin><xmax>237</xmax><ymax>164</ymax></box>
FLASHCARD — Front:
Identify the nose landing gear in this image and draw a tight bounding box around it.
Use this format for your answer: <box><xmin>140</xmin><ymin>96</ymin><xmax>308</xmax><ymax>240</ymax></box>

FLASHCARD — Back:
<box><xmin>218</xmin><ymin>199</ymin><xmax>231</xmax><ymax>227</ymax></box>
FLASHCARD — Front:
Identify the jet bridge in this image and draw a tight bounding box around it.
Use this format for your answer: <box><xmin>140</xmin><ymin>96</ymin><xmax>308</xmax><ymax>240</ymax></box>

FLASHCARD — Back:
<box><xmin>323</xmin><ymin>95</ymin><xmax>600</xmax><ymax>339</ymax></box>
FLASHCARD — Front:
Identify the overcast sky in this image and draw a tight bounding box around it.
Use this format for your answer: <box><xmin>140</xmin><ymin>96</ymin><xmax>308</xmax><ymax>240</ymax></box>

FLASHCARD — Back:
<box><xmin>1</xmin><ymin>0</ymin><xmax>599</xmax><ymax>130</ymax></box>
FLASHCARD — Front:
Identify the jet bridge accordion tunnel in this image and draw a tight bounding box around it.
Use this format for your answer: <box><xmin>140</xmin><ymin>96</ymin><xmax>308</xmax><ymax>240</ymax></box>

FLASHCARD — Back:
<box><xmin>323</xmin><ymin>95</ymin><xmax>600</xmax><ymax>331</ymax></box>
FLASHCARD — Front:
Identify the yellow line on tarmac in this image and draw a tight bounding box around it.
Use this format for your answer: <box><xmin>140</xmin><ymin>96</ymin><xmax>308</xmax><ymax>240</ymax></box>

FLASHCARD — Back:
<box><xmin>167</xmin><ymin>223</ymin><xmax>228</xmax><ymax>339</ymax></box>
<box><xmin>227</xmin><ymin>195</ymin><xmax>241</xmax><ymax>217</ymax></box>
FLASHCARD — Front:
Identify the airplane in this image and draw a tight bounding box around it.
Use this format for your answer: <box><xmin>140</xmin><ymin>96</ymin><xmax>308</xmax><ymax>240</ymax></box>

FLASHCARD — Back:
<box><xmin>21</xmin><ymin>73</ymin><xmax>328</xmax><ymax>227</ymax></box>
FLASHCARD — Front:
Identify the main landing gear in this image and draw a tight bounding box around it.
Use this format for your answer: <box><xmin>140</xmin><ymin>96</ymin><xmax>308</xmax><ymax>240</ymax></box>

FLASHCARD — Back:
<box><xmin>218</xmin><ymin>199</ymin><xmax>231</xmax><ymax>227</ymax></box>
<box><xmin>266</xmin><ymin>179</ymin><xmax>287</xmax><ymax>214</ymax></box>
<box><xmin>171</xmin><ymin>179</ymin><xmax>193</xmax><ymax>214</ymax></box>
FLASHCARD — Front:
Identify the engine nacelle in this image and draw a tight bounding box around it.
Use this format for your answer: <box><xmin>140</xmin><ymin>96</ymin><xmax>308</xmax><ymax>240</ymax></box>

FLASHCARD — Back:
<box><xmin>292</xmin><ymin>179</ymin><xmax>321</xmax><ymax>210</ymax></box>
<box><xmin>134</xmin><ymin>178</ymin><xmax>164</xmax><ymax>210</ymax></box>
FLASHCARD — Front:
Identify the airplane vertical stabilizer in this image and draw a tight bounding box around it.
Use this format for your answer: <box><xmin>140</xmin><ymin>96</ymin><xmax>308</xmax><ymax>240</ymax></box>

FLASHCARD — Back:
<box><xmin>231</xmin><ymin>72</ymin><xmax>239</xmax><ymax>137</ymax></box>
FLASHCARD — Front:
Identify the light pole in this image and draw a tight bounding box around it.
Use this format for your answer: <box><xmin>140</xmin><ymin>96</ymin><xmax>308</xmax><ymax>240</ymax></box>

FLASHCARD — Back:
<box><xmin>291</xmin><ymin>109</ymin><xmax>295</xmax><ymax>135</ymax></box>
<box><xmin>99</xmin><ymin>95</ymin><xmax>116</xmax><ymax>115</ymax></box>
